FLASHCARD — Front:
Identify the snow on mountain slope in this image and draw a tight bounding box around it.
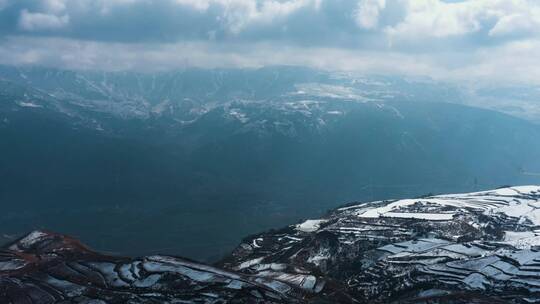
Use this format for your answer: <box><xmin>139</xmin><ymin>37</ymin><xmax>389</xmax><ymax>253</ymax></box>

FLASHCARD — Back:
<box><xmin>0</xmin><ymin>231</ymin><xmax>303</xmax><ymax>304</ymax></box>
<box><xmin>220</xmin><ymin>185</ymin><xmax>540</xmax><ymax>303</ymax></box>
<box><xmin>2</xmin><ymin>65</ymin><xmax>539</xmax><ymax>123</ymax></box>
<box><xmin>3</xmin><ymin>186</ymin><xmax>540</xmax><ymax>303</ymax></box>
<box><xmin>350</xmin><ymin>185</ymin><xmax>540</xmax><ymax>224</ymax></box>
<box><xmin>0</xmin><ymin>65</ymin><xmax>464</xmax><ymax>124</ymax></box>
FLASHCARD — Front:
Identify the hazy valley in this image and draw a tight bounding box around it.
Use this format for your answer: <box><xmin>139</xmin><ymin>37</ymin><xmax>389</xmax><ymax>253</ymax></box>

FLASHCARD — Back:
<box><xmin>1</xmin><ymin>66</ymin><xmax>540</xmax><ymax>261</ymax></box>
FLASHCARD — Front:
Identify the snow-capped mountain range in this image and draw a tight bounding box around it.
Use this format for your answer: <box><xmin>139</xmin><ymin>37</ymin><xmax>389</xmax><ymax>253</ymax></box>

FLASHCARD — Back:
<box><xmin>2</xmin><ymin>65</ymin><xmax>539</xmax><ymax>132</ymax></box>
<box><xmin>2</xmin><ymin>186</ymin><xmax>540</xmax><ymax>303</ymax></box>
<box><xmin>0</xmin><ymin>65</ymin><xmax>461</xmax><ymax>134</ymax></box>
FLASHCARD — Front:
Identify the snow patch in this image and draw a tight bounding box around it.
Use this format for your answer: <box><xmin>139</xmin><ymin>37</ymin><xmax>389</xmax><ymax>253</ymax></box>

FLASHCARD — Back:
<box><xmin>237</xmin><ymin>257</ymin><xmax>264</xmax><ymax>270</ymax></box>
<box><xmin>355</xmin><ymin>186</ymin><xmax>540</xmax><ymax>224</ymax></box>
<box><xmin>383</xmin><ymin>212</ymin><xmax>454</xmax><ymax>221</ymax></box>
<box><xmin>17</xmin><ymin>101</ymin><xmax>42</xmax><ymax>108</ymax></box>
<box><xmin>503</xmin><ymin>231</ymin><xmax>540</xmax><ymax>249</ymax></box>
<box><xmin>10</xmin><ymin>231</ymin><xmax>48</xmax><ymax>250</ymax></box>
<box><xmin>296</xmin><ymin>219</ymin><xmax>328</xmax><ymax>232</ymax></box>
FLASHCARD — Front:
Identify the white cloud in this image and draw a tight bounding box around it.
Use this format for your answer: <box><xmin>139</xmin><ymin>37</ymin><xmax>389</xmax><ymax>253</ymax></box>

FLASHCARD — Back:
<box><xmin>2</xmin><ymin>35</ymin><xmax>540</xmax><ymax>86</ymax></box>
<box><xmin>354</xmin><ymin>0</ymin><xmax>386</xmax><ymax>30</ymax></box>
<box><xmin>43</xmin><ymin>0</ymin><xmax>67</xmax><ymax>13</ymax></box>
<box><xmin>384</xmin><ymin>0</ymin><xmax>540</xmax><ymax>41</ymax></box>
<box><xmin>2</xmin><ymin>0</ymin><xmax>540</xmax><ymax>87</ymax></box>
<box><xmin>93</xmin><ymin>0</ymin><xmax>143</xmax><ymax>15</ymax></box>
<box><xmin>489</xmin><ymin>11</ymin><xmax>540</xmax><ymax>37</ymax></box>
<box><xmin>173</xmin><ymin>0</ymin><xmax>321</xmax><ymax>34</ymax></box>
<box><xmin>174</xmin><ymin>0</ymin><xmax>212</xmax><ymax>11</ymax></box>
<box><xmin>18</xmin><ymin>9</ymin><xmax>70</xmax><ymax>31</ymax></box>
<box><xmin>385</xmin><ymin>0</ymin><xmax>483</xmax><ymax>38</ymax></box>
<box><xmin>4</xmin><ymin>0</ymin><xmax>540</xmax><ymax>44</ymax></box>
<box><xmin>447</xmin><ymin>39</ymin><xmax>540</xmax><ymax>84</ymax></box>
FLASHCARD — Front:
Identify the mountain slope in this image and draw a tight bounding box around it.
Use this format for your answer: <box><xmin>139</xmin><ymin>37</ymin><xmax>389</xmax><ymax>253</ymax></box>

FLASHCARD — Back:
<box><xmin>221</xmin><ymin>185</ymin><xmax>540</xmax><ymax>303</ymax></box>
<box><xmin>0</xmin><ymin>231</ymin><xmax>302</xmax><ymax>304</ymax></box>
<box><xmin>2</xmin><ymin>186</ymin><xmax>540</xmax><ymax>303</ymax></box>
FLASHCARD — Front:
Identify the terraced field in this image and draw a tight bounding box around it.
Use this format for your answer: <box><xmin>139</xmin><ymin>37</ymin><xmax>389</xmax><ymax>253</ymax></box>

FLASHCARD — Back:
<box><xmin>2</xmin><ymin>186</ymin><xmax>540</xmax><ymax>303</ymax></box>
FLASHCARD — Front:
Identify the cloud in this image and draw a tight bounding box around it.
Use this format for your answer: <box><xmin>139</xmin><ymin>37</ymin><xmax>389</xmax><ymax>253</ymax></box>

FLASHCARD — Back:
<box><xmin>1</xmin><ymin>35</ymin><xmax>540</xmax><ymax>86</ymax></box>
<box><xmin>18</xmin><ymin>9</ymin><xmax>69</xmax><ymax>31</ymax></box>
<box><xmin>384</xmin><ymin>0</ymin><xmax>540</xmax><ymax>41</ymax></box>
<box><xmin>354</xmin><ymin>0</ymin><xmax>386</xmax><ymax>30</ymax></box>
<box><xmin>0</xmin><ymin>0</ymin><xmax>369</xmax><ymax>44</ymax></box>
<box><xmin>385</xmin><ymin>0</ymin><xmax>483</xmax><ymax>38</ymax></box>
<box><xmin>489</xmin><ymin>11</ymin><xmax>540</xmax><ymax>37</ymax></box>
<box><xmin>43</xmin><ymin>0</ymin><xmax>67</xmax><ymax>13</ymax></box>
<box><xmin>1</xmin><ymin>0</ymin><xmax>538</xmax><ymax>46</ymax></box>
<box><xmin>0</xmin><ymin>0</ymin><xmax>539</xmax><ymax>85</ymax></box>
<box><xmin>0</xmin><ymin>36</ymin><xmax>437</xmax><ymax>73</ymax></box>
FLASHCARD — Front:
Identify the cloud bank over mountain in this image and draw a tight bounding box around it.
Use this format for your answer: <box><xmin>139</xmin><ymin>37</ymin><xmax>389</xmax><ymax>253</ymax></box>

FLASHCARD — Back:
<box><xmin>0</xmin><ymin>0</ymin><xmax>540</xmax><ymax>84</ymax></box>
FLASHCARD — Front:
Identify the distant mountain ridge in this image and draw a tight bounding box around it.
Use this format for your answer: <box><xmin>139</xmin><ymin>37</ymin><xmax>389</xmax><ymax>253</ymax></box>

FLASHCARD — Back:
<box><xmin>1</xmin><ymin>65</ymin><xmax>539</xmax><ymax>125</ymax></box>
<box><xmin>0</xmin><ymin>65</ymin><xmax>467</xmax><ymax>134</ymax></box>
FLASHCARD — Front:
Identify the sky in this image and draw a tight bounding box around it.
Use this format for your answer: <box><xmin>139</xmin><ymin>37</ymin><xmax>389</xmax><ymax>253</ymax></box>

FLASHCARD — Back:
<box><xmin>0</xmin><ymin>0</ymin><xmax>540</xmax><ymax>84</ymax></box>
